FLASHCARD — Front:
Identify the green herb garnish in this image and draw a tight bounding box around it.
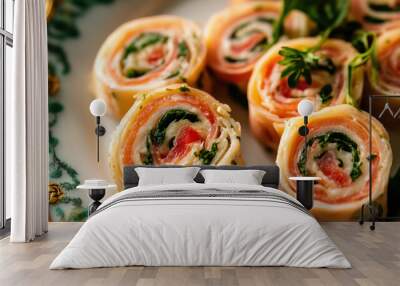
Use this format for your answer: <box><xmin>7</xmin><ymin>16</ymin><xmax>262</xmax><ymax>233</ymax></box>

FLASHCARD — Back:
<box><xmin>278</xmin><ymin>47</ymin><xmax>336</xmax><ymax>88</ymax></box>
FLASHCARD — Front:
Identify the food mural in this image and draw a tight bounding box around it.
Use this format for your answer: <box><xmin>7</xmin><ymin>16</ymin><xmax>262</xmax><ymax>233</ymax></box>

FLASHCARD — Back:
<box><xmin>46</xmin><ymin>0</ymin><xmax>400</xmax><ymax>221</ymax></box>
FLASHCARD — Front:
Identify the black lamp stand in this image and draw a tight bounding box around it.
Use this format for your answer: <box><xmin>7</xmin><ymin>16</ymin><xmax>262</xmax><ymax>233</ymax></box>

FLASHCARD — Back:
<box><xmin>95</xmin><ymin>116</ymin><xmax>106</xmax><ymax>162</ymax></box>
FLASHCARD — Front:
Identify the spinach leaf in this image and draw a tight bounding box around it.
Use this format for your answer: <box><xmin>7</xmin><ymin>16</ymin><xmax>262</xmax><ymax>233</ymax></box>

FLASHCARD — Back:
<box><xmin>350</xmin><ymin>147</ymin><xmax>362</xmax><ymax>181</ymax></box>
<box><xmin>179</xmin><ymin>85</ymin><xmax>190</xmax><ymax>92</ymax></box>
<box><xmin>143</xmin><ymin>135</ymin><xmax>153</xmax><ymax>165</ymax></box>
<box><xmin>151</xmin><ymin>109</ymin><xmax>199</xmax><ymax>146</ymax></box>
<box><xmin>256</xmin><ymin>17</ymin><xmax>274</xmax><ymax>24</ymax></box>
<box><xmin>166</xmin><ymin>70</ymin><xmax>180</xmax><ymax>79</ymax></box>
<box><xmin>297</xmin><ymin>145</ymin><xmax>310</xmax><ymax>176</ymax></box>
<box><xmin>369</xmin><ymin>4</ymin><xmax>400</xmax><ymax>12</ymax></box>
<box><xmin>224</xmin><ymin>56</ymin><xmax>248</xmax><ymax>63</ymax></box>
<box><xmin>196</xmin><ymin>143</ymin><xmax>218</xmax><ymax>165</ymax></box>
<box><xmin>125</xmin><ymin>68</ymin><xmax>150</xmax><ymax>78</ymax></box>
<box><xmin>363</xmin><ymin>15</ymin><xmax>385</xmax><ymax>24</ymax></box>
<box><xmin>230</xmin><ymin>22</ymin><xmax>251</xmax><ymax>39</ymax></box>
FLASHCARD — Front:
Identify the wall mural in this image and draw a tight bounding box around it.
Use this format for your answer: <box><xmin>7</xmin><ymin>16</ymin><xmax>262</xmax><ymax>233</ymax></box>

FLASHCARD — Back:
<box><xmin>46</xmin><ymin>0</ymin><xmax>400</xmax><ymax>222</ymax></box>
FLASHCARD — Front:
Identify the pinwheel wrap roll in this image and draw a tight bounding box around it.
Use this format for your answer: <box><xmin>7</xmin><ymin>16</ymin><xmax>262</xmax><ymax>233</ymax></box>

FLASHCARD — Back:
<box><xmin>109</xmin><ymin>84</ymin><xmax>243</xmax><ymax>190</ymax></box>
<box><xmin>229</xmin><ymin>0</ymin><xmax>315</xmax><ymax>38</ymax></box>
<box><xmin>93</xmin><ymin>16</ymin><xmax>206</xmax><ymax>119</ymax></box>
<box><xmin>248</xmin><ymin>38</ymin><xmax>364</xmax><ymax>150</ymax></box>
<box><xmin>350</xmin><ymin>0</ymin><xmax>400</xmax><ymax>32</ymax></box>
<box><xmin>204</xmin><ymin>2</ymin><xmax>281</xmax><ymax>91</ymax></box>
<box><xmin>277</xmin><ymin>105</ymin><xmax>392</xmax><ymax>219</ymax></box>
<box><xmin>368</xmin><ymin>28</ymin><xmax>400</xmax><ymax>96</ymax></box>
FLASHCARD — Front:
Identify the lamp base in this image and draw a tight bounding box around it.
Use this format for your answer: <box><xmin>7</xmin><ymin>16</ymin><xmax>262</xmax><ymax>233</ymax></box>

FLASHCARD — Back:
<box><xmin>359</xmin><ymin>203</ymin><xmax>381</xmax><ymax>231</ymax></box>
<box><xmin>296</xmin><ymin>180</ymin><xmax>314</xmax><ymax>210</ymax></box>
<box><xmin>88</xmin><ymin>188</ymin><xmax>105</xmax><ymax>215</ymax></box>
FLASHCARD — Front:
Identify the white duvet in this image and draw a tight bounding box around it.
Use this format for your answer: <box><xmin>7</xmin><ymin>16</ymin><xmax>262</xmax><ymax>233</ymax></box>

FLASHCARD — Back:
<box><xmin>50</xmin><ymin>183</ymin><xmax>350</xmax><ymax>269</ymax></box>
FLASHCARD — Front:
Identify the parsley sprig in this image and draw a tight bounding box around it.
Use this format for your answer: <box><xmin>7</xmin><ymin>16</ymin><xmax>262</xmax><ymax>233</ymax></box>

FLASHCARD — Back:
<box><xmin>278</xmin><ymin>47</ymin><xmax>336</xmax><ymax>88</ymax></box>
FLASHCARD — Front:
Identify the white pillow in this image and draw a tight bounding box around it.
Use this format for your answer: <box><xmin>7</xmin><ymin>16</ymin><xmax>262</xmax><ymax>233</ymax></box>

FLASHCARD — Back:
<box><xmin>135</xmin><ymin>167</ymin><xmax>200</xmax><ymax>186</ymax></box>
<box><xmin>200</xmin><ymin>169</ymin><xmax>266</xmax><ymax>185</ymax></box>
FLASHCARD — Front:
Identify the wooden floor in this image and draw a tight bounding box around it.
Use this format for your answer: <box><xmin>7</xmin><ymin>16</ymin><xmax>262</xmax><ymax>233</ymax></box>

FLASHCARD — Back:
<box><xmin>0</xmin><ymin>222</ymin><xmax>399</xmax><ymax>286</ymax></box>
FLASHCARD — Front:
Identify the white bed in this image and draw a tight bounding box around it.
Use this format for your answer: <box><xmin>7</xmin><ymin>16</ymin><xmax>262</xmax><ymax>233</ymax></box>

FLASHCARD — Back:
<box><xmin>50</xmin><ymin>182</ymin><xmax>350</xmax><ymax>269</ymax></box>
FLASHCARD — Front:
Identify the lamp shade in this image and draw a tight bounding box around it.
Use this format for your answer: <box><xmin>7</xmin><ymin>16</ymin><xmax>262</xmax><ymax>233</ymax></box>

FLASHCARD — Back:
<box><xmin>297</xmin><ymin>99</ymin><xmax>314</xmax><ymax>117</ymax></box>
<box><xmin>90</xmin><ymin>99</ymin><xmax>107</xmax><ymax>117</ymax></box>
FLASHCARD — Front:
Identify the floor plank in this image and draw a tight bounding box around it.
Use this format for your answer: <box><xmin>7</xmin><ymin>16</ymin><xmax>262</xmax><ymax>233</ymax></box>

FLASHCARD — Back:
<box><xmin>0</xmin><ymin>222</ymin><xmax>399</xmax><ymax>286</ymax></box>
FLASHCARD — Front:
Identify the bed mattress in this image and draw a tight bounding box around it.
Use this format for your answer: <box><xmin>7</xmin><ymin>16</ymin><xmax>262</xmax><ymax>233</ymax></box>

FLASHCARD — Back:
<box><xmin>50</xmin><ymin>183</ymin><xmax>350</xmax><ymax>269</ymax></box>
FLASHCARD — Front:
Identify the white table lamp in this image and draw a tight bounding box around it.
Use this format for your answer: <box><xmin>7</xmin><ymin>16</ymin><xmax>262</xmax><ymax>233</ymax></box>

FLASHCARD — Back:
<box><xmin>89</xmin><ymin>99</ymin><xmax>107</xmax><ymax>162</ymax></box>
